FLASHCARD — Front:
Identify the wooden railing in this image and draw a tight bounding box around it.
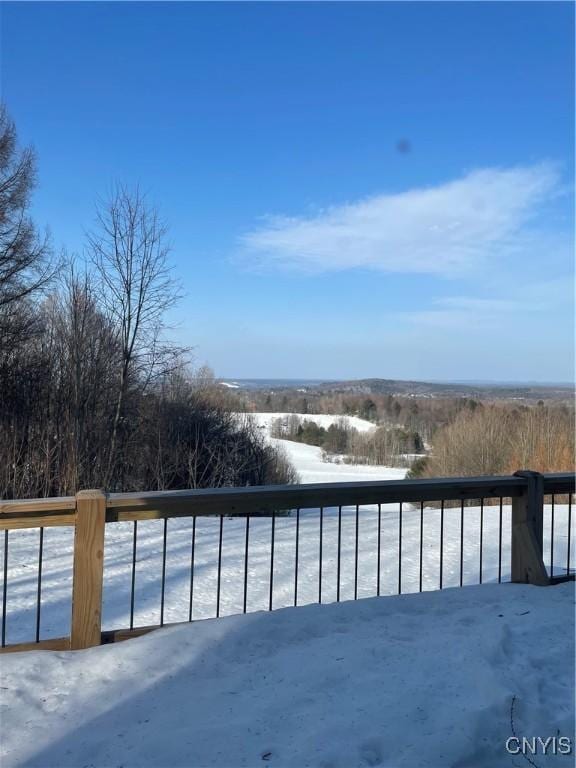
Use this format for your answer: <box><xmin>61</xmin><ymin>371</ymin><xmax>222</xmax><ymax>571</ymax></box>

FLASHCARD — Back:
<box><xmin>0</xmin><ymin>470</ymin><xmax>573</xmax><ymax>653</ymax></box>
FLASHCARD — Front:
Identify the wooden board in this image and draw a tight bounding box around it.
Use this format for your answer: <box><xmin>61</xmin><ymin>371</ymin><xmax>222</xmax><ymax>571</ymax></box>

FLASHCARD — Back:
<box><xmin>70</xmin><ymin>490</ymin><xmax>106</xmax><ymax>650</ymax></box>
<box><xmin>511</xmin><ymin>471</ymin><xmax>550</xmax><ymax>586</ymax></box>
<box><xmin>0</xmin><ymin>496</ymin><xmax>75</xmax><ymax>514</ymax></box>
<box><xmin>106</xmin><ymin>475</ymin><xmax>533</xmax><ymax>522</ymax></box>
<box><xmin>0</xmin><ymin>512</ymin><xmax>76</xmax><ymax>530</ymax></box>
<box><xmin>0</xmin><ymin>637</ymin><xmax>70</xmax><ymax>654</ymax></box>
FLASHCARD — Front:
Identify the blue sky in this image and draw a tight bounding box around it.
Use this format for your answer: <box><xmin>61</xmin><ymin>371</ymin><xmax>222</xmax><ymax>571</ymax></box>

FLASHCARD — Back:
<box><xmin>1</xmin><ymin>1</ymin><xmax>574</xmax><ymax>382</ymax></box>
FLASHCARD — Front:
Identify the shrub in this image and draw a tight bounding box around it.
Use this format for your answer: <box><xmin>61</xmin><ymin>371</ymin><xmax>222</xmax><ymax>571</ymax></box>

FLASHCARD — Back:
<box><xmin>418</xmin><ymin>404</ymin><xmax>574</xmax><ymax>478</ymax></box>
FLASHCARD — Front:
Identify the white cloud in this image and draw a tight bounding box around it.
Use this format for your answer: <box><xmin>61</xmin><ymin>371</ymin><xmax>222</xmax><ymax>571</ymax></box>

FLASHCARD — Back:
<box><xmin>392</xmin><ymin>277</ymin><xmax>573</xmax><ymax>331</ymax></box>
<box><xmin>397</xmin><ymin>296</ymin><xmax>524</xmax><ymax>330</ymax></box>
<box><xmin>240</xmin><ymin>164</ymin><xmax>563</xmax><ymax>276</ymax></box>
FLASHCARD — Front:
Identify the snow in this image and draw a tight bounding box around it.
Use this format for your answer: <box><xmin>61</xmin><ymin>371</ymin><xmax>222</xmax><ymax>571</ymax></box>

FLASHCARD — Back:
<box><xmin>244</xmin><ymin>411</ymin><xmax>379</xmax><ymax>434</ymax></box>
<box><xmin>1</xmin><ymin>582</ymin><xmax>574</xmax><ymax>768</ymax></box>
<box><xmin>271</xmin><ymin>438</ymin><xmax>406</xmax><ymax>485</ymax></box>
<box><xmin>241</xmin><ymin>411</ymin><xmax>401</xmax><ymax>485</ymax></box>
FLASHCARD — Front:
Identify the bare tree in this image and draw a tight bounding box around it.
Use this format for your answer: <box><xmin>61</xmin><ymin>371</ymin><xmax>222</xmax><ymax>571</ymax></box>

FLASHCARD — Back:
<box><xmin>0</xmin><ymin>105</ymin><xmax>53</xmax><ymax>315</ymax></box>
<box><xmin>0</xmin><ymin>112</ymin><xmax>298</xmax><ymax>498</ymax></box>
<box><xmin>87</xmin><ymin>185</ymin><xmax>182</xmax><ymax>485</ymax></box>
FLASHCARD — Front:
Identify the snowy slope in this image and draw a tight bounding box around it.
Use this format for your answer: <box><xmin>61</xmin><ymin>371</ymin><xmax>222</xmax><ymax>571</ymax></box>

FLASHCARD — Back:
<box><xmin>244</xmin><ymin>411</ymin><xmax>378</xmax><ymax>433</ymax></box>
<box><xmin>270</xmin><ymin>437</ymin><xmax>406</xmax><ymax>484</ymax></box>
<box><xmin>240</xmin><ymin>411</ymin><xmax>404</xmax><ymax>485</ymax></box>
<box><xmin>1</xmin><ymin>582</ymin><xmax>574</xmax><ymax>768</ymax></box>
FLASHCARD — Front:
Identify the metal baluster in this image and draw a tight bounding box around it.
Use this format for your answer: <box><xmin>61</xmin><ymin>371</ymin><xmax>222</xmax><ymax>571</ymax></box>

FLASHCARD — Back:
<box><xmin>377</xmin><ymin>503</ymin><xmax>381</xmax><ymax>597</ymax></box>
<box><xmin>567</xmin><ymin>494</ymin><xmax>572</xmax><ymax>575</ymax></box>
<box><xmin>318</xmin><ymin>507</ymin><xmax>323</xmax><ymax>604</ymax></box>
<box><xmin>439</xmin><ymin>500</ymin><xmax>444</xmax><ymax>589</ymax></box>
<box><xmin>459</xmin><ymin>500</ymin><xmax>464</xmax><ymax>587</ymax></box>
<box><xmin>35</xmin><ymin>527</ymin><xmax>44</xmax><ymax>643</ymax></box>
<box><xmin>188</xmin><ymin>517</ymin><xmax>196</xmax><ymax>622</ymax></box>
<box><xmin>160</xmin><ymin>518</ymin><xmax>168</xmax><ymax>626</ymax></box>
<box><xmin>216</xmin><ymin>515</ymin><xmax>224</xmax><ymax>617</ymax></box>
<box><xmin>354</xmin><ymin>504</ymin><xmax>359</xmax><ymax>600</ymax></box>
<box><xmin>336</xmin><ymin>506</ymin><xmax>342</xmax><ymax>602</ymax></box>
<box><xmin>129</xmin><ymin>521</ymin><xmax>137</xmax><ymax>630</ymax></box>
<box><xmin>550</xmin><ymin>495</ymin><xmax>554</xmax><ymax>579</ymax></box>
<box><xmin>419</xmin><ymin>501</ymin><xmax>424</xmax><ymax>592</ymax></box>
<box><xmin>479</xmin><ymin>498</ymin><xmax>484</xmax><ymax>585</ymax></box>
<box><xmin>269</xmin><ymin>511</ymin><xmax>275</xmax><ymax>611</ymax></box>
<box><xmin>243</xmin><ymin>515</ymin><xmax>250</xmax><ymax>614</ymax></box>
<box><xmin>498</xmin><ymin>497</ymin><xmax>503</xmax><ymax>584</ymax></box>
<box><xmin>1</xmin><ymin>530</ymin><xmax>6</xmax><ymax>648</ymax></box>
<box><xmin>398</xmin><ymin>502</ymin><xmax>403</xmax><ymax>594</ymax></box>
<box><xmin>294</xmin><ymin>509</ymin><xmax>300</xmax><ymax>607</ymax></box>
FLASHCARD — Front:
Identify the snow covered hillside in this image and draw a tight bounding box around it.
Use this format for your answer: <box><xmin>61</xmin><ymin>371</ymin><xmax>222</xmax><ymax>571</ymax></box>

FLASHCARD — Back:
<box><xmin>242</xmin><ymin>411</ymin><xmax>404</xmax><ymax>484</ymax></box>
<box><xmin>1</xmin><ymin>582</ymin><xmax>574</xmax><ymax>768</ymax></box>
<box><xmin>270</xmin><ymin>438</ymin><xmax>406</xmax><ymax>485</ymax></box>
<box><xmin>245</xmin><ymin>411</ymin><xmax>378</xmax><ymax>433</ymax></box>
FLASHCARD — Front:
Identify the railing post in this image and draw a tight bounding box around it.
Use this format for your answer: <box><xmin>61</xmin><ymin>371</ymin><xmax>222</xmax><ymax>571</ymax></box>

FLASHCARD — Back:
<box><xmin>511</xmin><ymin>471</ymin><xmax>549</xmax><ymax>586</ymax></box>
<box><xmin>70</xmin><ymin>489</ymin><xmax>106</xmax><ymax>649</ymax></box>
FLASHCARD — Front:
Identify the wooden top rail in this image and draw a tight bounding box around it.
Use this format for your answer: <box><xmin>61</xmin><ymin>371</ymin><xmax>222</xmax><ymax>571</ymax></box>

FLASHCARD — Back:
<box><xmin>1</xmin><ymin>473</ymin><xmax>572</xmax><ymax>528</ymax></box>
<box><xmin>0</xmin><ymin>496</ymin><xmax>76</xmax><ymax>530</ymax></box>
<box><xmin>0</xmin><ymin>496</ymin><xmax>76</xmax><ymax>514</ymax></box>
<box><xmin>106</xmin><ymin>474</ymin><xmax>533</xmax><ymax>522</ymax></box>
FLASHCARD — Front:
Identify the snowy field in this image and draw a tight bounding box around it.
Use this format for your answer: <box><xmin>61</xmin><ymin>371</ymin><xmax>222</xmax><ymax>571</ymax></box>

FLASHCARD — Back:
<box><xmin>268</xmin><ymin>437</ymin><xmax>407</xmax><ymax>485</ymax></box>
<box><xmin>1</xmin><ymin>582</ymin><xmax>574</xmax><ymax>768</ymax></box>
<box><xmin>243</xmin><ymin>411</ymin><xmax>379</xmax><ymax>434</ymax></box>
<box><xmin>0</xmin><ymin>419</ymin><xmax>573</xmax><ymax>646</ymax></box>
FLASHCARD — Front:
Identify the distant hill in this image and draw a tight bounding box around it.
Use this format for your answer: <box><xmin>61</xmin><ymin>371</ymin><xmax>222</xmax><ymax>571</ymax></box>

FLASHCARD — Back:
<box><xmin>220</xmin><ymin>377</ymin><xmax>573</xmax><ymax>401</ymax></box>
<box><xmin>312</xmin><ymin>378</ymin><xmax>573</xmax><ymax>400</ymax></box>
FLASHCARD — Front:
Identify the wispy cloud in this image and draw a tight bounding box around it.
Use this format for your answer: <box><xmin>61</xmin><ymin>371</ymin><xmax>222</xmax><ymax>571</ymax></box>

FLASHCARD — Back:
<box><xmin>392</xmin><ymin>277</ymin><xmax>573</xmax><ymax>331</ymax></box>
<box><xmin>396</xmin><ymin>296</ymin><xmax>525</xmax><ymax>330</ymax></box>
<box><xmin>240</xmin><ymin>164</ymin><xmax>563</xmax><ymax>276</ymax></box>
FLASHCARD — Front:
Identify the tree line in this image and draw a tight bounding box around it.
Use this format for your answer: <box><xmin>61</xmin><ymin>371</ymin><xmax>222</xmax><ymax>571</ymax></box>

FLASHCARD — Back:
<box><xmin>270</xmin><ymin>415</ymin><xmax>423</xmax><ymax>467</ymax></box>
<box><xmin>0</xmin><ymin>105</ymin><xmax>296</xmax><ymax>499</ymax></box>
<box><xmin>246</xmin><ymin>389</ymin><xmax>495</xmax><ymax>444</ymax></box>
<box><xmin>409</xmin><ymin>402</ymin><xmax>574</xmax><ymax>479</ymax></box>
<box><xmin>264</xmin><ymin>397</ymin><xmax>573</xmax><ymax>476</ymax></box>
<box><xmin>246</xmin><ymin>387</ymin><xmax>574</xmax><ymax>475</ymax></box>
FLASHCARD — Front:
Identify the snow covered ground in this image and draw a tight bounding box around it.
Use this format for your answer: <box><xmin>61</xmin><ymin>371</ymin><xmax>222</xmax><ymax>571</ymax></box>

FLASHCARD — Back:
<box><xmin>240</xmin><ymin>411</ymin><xmax>404</xmax><ymax>485</ymax></box>
<box><xmin>243</xmin><ymin>411</ymin><xmax>423</xmax><ymax>478</ymax></box>
<box><xmin>271</xmin><ymin>438</ymin><xmax>406</xmax><ymax>485</ymax></box>
<box><xmin>244</xmin><ymin>412</ymin><xmax>378</xmax><ymax>434</ymax></box>
<box><xmin>1</xmin><ymin>582</ymin><xmax>574</xmax><ymax>768</ymax></box>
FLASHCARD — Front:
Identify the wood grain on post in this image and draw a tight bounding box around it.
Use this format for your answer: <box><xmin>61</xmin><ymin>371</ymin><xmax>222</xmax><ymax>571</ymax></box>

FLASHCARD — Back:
<box><xmin>511</xmin><ymin>471</ymin><xmax>549</xmax><ymax>586</ymax></box>
<box><xmin>70</xmin><ymin>489</ymin><xmax>106</xmax><ymax>649</ymax></box>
